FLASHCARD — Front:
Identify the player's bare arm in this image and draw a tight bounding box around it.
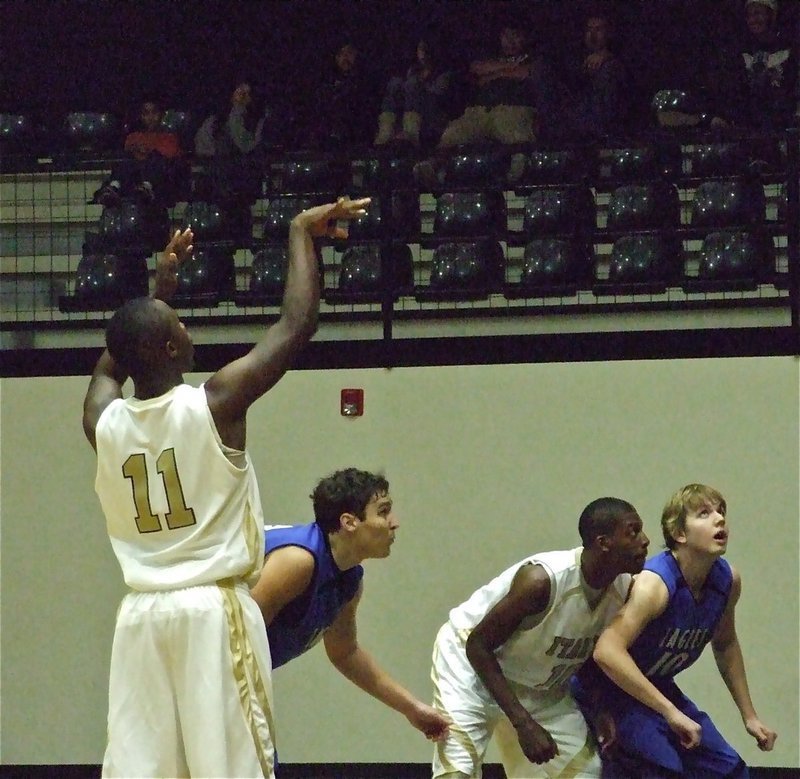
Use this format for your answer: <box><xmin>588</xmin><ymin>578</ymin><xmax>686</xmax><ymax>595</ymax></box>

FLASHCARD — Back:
<box><xmin>82</xmin><ymin>228</ymin><xmax>194</xmax><ymax>450</ymax></box>
<box><xmin>250</xmin><ymin>545</ymin><xmax>316</xmax><ymax>626</ymax></box>
<box><xmin>466</xmin><ymin>562</ymin><xmax>557</xmax><ymax>764</ymax></box>
<box><xmin>324</xmin><ymin>585</ymin><xmax>450</xmax><ymax>741</ymax></box>
<box><xmin>205</xmin><ymin>197</ymin><xmax>370</xmax><ymax>450</ymax></box>
<box><xmin>594</xmin><ymin>571</ymin><xmax>702</xmax><ymax>749</ymax></box>
<box><xmin>711</xmin><ymin>567</ymin><xmax>777</xmax><ymax>752</ymax></box>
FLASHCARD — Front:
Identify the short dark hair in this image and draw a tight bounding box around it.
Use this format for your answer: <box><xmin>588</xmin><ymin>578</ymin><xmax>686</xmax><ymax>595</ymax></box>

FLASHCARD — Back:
<box><xmin>105</xmin><ymin>297</ymin><xmax>171</xmax><ymax>379</ymax></box>
<box><xmin>311</xmin><ymin>468</ymin><xmax>389</xmax><ymax>535</ymax></box>
<box><xmin>578</xmin><ymin>497</ymin><xmax>638</xmax><ymax>546</ymax></box>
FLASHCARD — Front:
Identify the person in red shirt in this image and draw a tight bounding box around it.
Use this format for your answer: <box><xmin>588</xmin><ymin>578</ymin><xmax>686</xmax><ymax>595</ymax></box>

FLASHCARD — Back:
<box><xmin>124</xmin><ymin>100</ymin><xmax>181</xmax><ymax>161</ymax></box>
<box><xmin>92</xmin><ymin>99</ymin><xmax>187</xmax><ymax>209</ymax></box>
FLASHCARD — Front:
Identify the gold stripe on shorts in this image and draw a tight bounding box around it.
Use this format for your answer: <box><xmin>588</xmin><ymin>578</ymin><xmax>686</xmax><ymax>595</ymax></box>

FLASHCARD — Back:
<box><xmin>431</xmin><ymin>635</ymin><xmax>481</xmax><ymax>777</ymax></box>
<box><xmin>220</xmin><ymin>580</ymin><xmax>275</xmax><ymax>777</ymax></box>
<box><xmin>556</xmin><ymin>729</ymin><xmax>596</xmax><ymax>778</ymax></box>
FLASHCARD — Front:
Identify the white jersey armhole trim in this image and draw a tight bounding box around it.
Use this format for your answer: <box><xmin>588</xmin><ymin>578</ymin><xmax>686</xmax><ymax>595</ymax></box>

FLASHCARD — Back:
<box><xmin>202</xmin><ymin>388</ymin><xmax>247</xmax><ymax>469</ymax></box>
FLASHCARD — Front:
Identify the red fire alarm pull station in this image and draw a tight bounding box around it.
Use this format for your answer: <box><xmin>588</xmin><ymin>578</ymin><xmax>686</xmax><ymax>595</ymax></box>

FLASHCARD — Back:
<box><xmin>341</xmin><ymin>388</ymin><xmax>364</xmax><ymax>417</ymax></box>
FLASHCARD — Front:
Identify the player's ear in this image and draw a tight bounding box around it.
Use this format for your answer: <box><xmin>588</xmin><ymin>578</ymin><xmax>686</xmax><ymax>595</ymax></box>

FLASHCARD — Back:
<box><xmin>595</xmin><ymin>534</ymin><xmax>611</xmax><ymax>553</ymax></box>
<box><xmin>339</xmin><ymin>512</ymin><xmax>360</xmax><ymax>533</ymax></box>
<box><xmin>670</xmin><ymin>527</ymin><xmax>686</xmax><ymax>546</ymax></box>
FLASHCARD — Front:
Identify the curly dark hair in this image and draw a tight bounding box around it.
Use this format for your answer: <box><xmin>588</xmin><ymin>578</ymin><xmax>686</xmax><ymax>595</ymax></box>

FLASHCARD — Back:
<box><xmin>311</xmin><ymin>468</ymin><xmax>390</xmax><ymax>534</ymax></box>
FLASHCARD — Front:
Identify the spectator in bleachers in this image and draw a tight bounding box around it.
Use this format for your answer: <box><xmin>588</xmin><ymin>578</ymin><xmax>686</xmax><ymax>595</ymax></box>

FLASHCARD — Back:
<box><xmin>684</xmin><ymin>0</ymin><xmax>798</xmax><ymax>131</ymax></box>
<box><xmin>304</xmin><ymin>40</ymin><xmax>378</xmax><ymax>151</ymax></box>
<box><xmin>373</xmin><ymin>35</ymin><xmax>454</xmax><ymax>149</ymax></box>
<box><xmin>737</xmin><ymin>0</ymin><xmax>796</xmax><ymax>129</ymax></box>
<box><xmin>194</xmin><ymin>81</ymin><xmax>271</xmax><ymax>160</ymax></box>
<box><xmin>551</xmin><ymin>9</ymin><xmax>631</xmax><ymax>142</ymax></box>
<box><xmin>414</xmin><ymin>19</ymin><xmax>545</xmax><ymax>187</ymax></box>
<box><xmin>194</xmin><ymin>80</ymin><xmax>270</xmax><ymax>241</ymax></box>
<box><xmin>91</xmin><ymin>98</ymin><xmax>186</xmax><ymax>209</ymax></box>
<box><xmin>706</xmin><ymin>0</ymin><xmax>797</xmax><ymax>130</ymax></box>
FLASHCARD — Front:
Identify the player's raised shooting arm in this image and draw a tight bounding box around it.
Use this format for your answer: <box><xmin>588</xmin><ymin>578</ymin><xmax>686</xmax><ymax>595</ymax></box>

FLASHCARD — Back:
<box><xmin>83</xmin><ymin>352</ymin><xmax>128</xmax><ymax>450</ymax></box>
<box><xmin>204</xmin><ymin>198</ymin><xmax>370</xmax><ymax>441</ymax></box>
<box><xmin>466</xmin><ymin>563</ymin><xmax>551</xmax><ymax>728</ymax></box>
<box><xmin>83</xmin><ymin>229</ymin><xmax>193</xmax><ymax>450</ymax></box>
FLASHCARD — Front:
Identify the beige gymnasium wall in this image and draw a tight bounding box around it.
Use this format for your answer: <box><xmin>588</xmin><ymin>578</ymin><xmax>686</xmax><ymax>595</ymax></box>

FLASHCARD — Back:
<box><xmin>1</xmin><ymin>356</ymin><xmax>798</xmax><ymax>768</ymax></box>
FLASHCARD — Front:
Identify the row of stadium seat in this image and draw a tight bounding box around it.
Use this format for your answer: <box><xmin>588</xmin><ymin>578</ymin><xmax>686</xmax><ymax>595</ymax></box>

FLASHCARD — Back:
<box><xmin>60</xmin><ymin>228</ymin><xmax>785</xmax><ymax>313</ymax></box>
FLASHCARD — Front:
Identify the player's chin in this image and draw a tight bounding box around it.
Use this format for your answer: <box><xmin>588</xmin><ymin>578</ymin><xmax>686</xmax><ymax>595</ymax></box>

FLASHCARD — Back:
<box><xmin>627</xmin><ymin>555</ymin><xmax>647</xmax><ymax>574</ymax></box>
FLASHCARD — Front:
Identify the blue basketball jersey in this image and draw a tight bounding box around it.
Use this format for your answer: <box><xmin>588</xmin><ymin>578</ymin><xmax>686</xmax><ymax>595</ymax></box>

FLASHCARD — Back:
<box><xmin>630</xmin><ymin>551</ymin><xmax>732</xmax><ymax>687</ymax></box>
<box><xmin>571</xmin><ymin>551</ymin><xmax>743</xmax><ymax>777</ymax></box>
<box><xmin>264</xmin><ymin>523</ymin><xmax>363</xmax><ymax>668</ymax></box>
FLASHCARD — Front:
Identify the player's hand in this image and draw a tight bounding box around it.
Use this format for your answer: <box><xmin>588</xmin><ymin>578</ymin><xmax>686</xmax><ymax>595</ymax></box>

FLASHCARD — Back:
<box><xmin>745</xmin><ymin>717</ymin><xmax>777</xmax><ymax>751</ymax></box>
<box><xmin>515</xmin><ymin>717</ymin><xmax>559</xmax><ymax>765</ymax></box>
<box><xmin>154</xmin><ymin>228</ymin><xmax>193</xmax><ymax>300</ymax></box>
<box><xmin>594</xmin><ymin>709</ymin><xmax>618</xmax><ymax>758</ymax></box>
<box><xmin>406</xmin><ymin>702</ymin><xmax>450</xmax><ymax>742</ymax></box>
<box><xmin>293</xmin><ymin>197</ymin><xmax>371</xmax><ymax>239</ymax></box>
<box><xmin>665</xmin><ymin>707</ymin><xmax>702</xmax><ymax>749</ymax></box>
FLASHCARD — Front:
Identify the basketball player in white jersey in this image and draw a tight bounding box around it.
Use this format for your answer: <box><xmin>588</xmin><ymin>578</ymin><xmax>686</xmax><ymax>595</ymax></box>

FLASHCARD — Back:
<box><xmin>431</xmin><ymin>497</ymin><xmax>650</xmax><ymax>779</ymax></box>
<box><xmin>82</xmin><ymin>197</ymin><xmax>370</xmax><ymax>778</ymax></box>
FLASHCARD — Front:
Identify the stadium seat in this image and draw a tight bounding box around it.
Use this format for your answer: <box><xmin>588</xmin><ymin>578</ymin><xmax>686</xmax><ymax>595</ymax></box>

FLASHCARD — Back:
<box><xmin>690</xmin><ymin>178</ymin><xmax>766</xmax><ymax>229</ymax></box>
<box><xmin>651</xmin><ymin>89</ymin><xmax>709</xmax><ymax>128</ymax></box>
<box><xmin>358</xmin><ymin>155</ymin><xmax>416</xmax><ymax>190</ymax></box>
<box><xmin>59</xmin><ymin>251</ymin><xmax>148</xmax><ymax>312</ymax></box>
<box><xmin>688</xmin><ymin>143</ymin><xmax>747</xmax><ymax>177</ymax></box>
<box><xmin>518</xmin><ymin>186</ymin><xmax>595</xmax><ymax>239</ymax></box>
<box><xmin>652</xmin><ymin>89</ymin><xmax>698</xmax><ymax>114</ymax></box>
<box><xmin>598</xmin><ymin>233</ymin><xmax>684</xmax><ymax>294</ymax></box>
<box><xmin>605</xmin><ymin>146</ymin><xmax>659</xmax><ymax>181</ymax></box>
<box><xmin>517</xmin><ymin>148</ymin><xmax>589</xmax><ymax>186</ymax></box>
<box><xmin>99</xmin><ymin>200</ymin><xmax>169</xmax><ymax>252</ymax></box>
<box><xmin>505</xmin><ymin>239</ymin><xmax>592</xmax><ymax>298</ymax></box>
<box><xmin>416</xmin><ymin>239</ymin><xmax>505</xmax><ymax>301</ymax></box>
<box><xmin>270</xmin><ymin>158</ymin><xmax>347</xmax><ymax>195</ymax></box>
<box><xmin>345</xmin><ymin>191</ymin><xmax>420</xmax><ymax>242</ymax></box>
<box><xmin>441</xmin><ymin>149</ymin><xmax>504</xmax><ymax>188</ymax></box>
<box><xmin>233</xmin><ymin>245</ymin><xmax>288</xmax><ymax>307</ymax></box>
<box><xmin>183</xmin><ymin>200</ymin><xmax>230</xmax><ymax>243</ymax></box>
<box><xmin>431</xmin><ymin>191</ymin><xmax>507</xmax><ymax>240</ymax></box>
<box><xmin>0</xmin><ymin>113</ymin><xmax>36</xmax><ymax>155</ymax></box>
<box><xmin>170</xmin><ymin>247</ymin><xmax>233</xmax><ymax>307</ymax></box>
<box><xmin>606</xmin><ymin>182</ymin><xmax>681</xmax><ymax>231</ymax></box>
<box><xmin>262</xmin><ymin>196</ymin><xmax>317</xmax><ymax>241</ymax></box>
<box><xmin>63</xmin><ymin>111</ymin><xmax>119</xmax><ymax>152</ymax></box>
<box><xmin>326</xmin><ymin>243</ymin><xmax>414</xmax><ymax>304</ymax></box>
<box><xmin>684</xmin><ymin>230</ymin><xmax>775</xmax><ymax>292</ymax></box>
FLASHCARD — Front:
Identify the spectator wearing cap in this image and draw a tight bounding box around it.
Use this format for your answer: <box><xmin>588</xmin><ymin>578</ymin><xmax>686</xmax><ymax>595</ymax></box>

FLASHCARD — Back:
<box><xmin>709</xmin><ymin>0</ymin><xmax>798</xmax><ymax>130</ymax></box>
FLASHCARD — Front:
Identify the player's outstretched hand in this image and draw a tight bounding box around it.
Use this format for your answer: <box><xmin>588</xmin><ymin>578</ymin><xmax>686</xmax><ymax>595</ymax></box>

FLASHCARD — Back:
<box><xmin>154</xmin><ymin>228</ymin><xmax>194</xmax><ymax>300</ymax></box>
<box><xmin>293</xmin><ymin>197</ymin><xmax>371</xmax><ymax>240</ymax></box>
<box><xmin>745</xmin><ymin>717</ymin><xmax>777</xmax><ymax>751</ymax></box>
<box><xmin>406</xmin><ymin>702</ymin><xmax>450</xmax><ymax>742</ymax></box>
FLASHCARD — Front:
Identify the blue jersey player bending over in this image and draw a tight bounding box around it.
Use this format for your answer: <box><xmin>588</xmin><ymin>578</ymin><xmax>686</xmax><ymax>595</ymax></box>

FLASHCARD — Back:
<box><xmin>576</xmin><ymin>483</ymin><xmax>776</xmax><ymax>778</ymax></box>
<box><xmin>250</xmin><ymin>468</ymin><xmax>450</xmax><ymax>742</ymax></box>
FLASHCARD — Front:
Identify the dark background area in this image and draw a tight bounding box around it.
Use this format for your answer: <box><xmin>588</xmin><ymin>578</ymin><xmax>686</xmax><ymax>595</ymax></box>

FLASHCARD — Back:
<box><xmin>2</xmin><ymin>0</ymin><xmax>796</xmax><ymax>131</ymax></box>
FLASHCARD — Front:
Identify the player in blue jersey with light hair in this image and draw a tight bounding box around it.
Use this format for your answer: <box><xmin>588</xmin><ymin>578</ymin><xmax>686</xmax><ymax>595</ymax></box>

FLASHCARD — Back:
<box><xmin>250</xmin><ymin>467</ymin><xmax>450</xmax><ymax>742</ymax></box>
<box><xmin>578</xmin><ymin>483</ymin><xmax>777</xmax><ymax>778</ymax></box>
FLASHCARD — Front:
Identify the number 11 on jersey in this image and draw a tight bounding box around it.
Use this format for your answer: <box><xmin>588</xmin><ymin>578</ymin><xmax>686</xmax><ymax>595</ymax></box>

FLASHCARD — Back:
<box><xmin>122</xmin><ymin>449</ymin><xmax>197</xmax><ymax>533</ymax></box>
